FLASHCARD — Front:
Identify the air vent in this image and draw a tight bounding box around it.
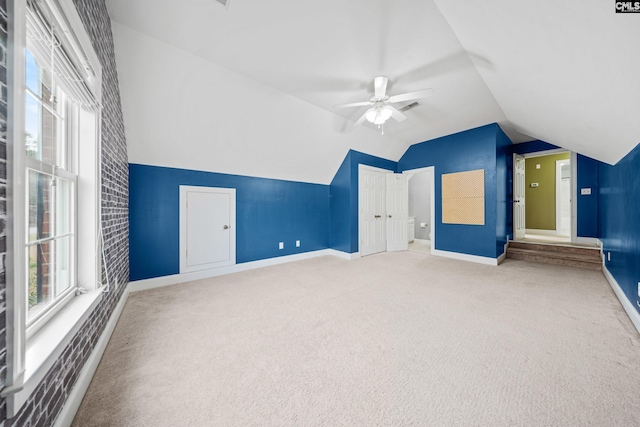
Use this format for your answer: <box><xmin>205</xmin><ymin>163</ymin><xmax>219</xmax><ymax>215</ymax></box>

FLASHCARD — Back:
<box><xmin>399</xmin><ymin>101</ymin><xmax>420</xmax><ymax>112</ymax></box>
<box><xmin>215</xmin><ymin>0</ymin><xmax>230</xmax><ymax>8</ymax></box>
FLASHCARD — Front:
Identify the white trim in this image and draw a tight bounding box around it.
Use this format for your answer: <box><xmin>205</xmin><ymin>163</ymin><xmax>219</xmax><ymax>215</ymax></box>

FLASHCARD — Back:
<box><xmin>602</xmin><ymin>264</ymin><xmax>640</xmax><ymax>336</ymax></box>
<box><xmin>130</xmin><ymin>249</ymin><xmax>342</xmax><ymax>293</ymax></box>
<box><xmin>3</xmin><ymin>290</ymin><xmax>102</xmax><ymax>417</ymax></box>
<box><xmin>359</xmin><ymin>164</ymin><xmax>394</xmax><ymax>174</ymax></box>
<box><xmin>570</xmin><ymin>152</ymin><xmax>578</xmax><ymax>243</ymax></box>
<box><xmin>432</xmin><ymin>249</ymin><xmax>499</xmax><ymax>266</ymax></box>
<box><xmin>555</xmin><ymin>159</ymin><xmax>571</xmax><ymax>237</ymax></box>
<box><xmin>6</xmin><ymin>0</ymin><xmax>28</xmax><ymax>401</ymax></box>
<box><xmin>497</xmin><ymin>242</ymin><xmax>509</xmax><ymax>265</ymax></box>
<box><xmin>522</xmin><ymin>148</ymin><xmax>568</xmax><ymax>159</ymax></box>
<box><xmin>525</xmin><ymin>228</ymin><xmax>558</xmax><ymax>236</ymax></box>
<box><xmin>327</xmin><ymin>250</ymin><xmax>361</xmax><ymax>260</ymax></box>
<box><xmin>576</xmin><ymin>236</ymin><xmax>600</xmax><ymax>246</ymax></box>
<box><xmin>413</xmin><ymin>238</ymin><xmax>430</xmax><ymax>244</ymax></box>
<box><xmin>402</xmin><ymin>166</ymin><xmax>436</xmax><ymax>254</ymax></box>
<box><xmin>53</xmin><ymin>289</ymin><xmax>130</xmax><ymax>427</ymax></box>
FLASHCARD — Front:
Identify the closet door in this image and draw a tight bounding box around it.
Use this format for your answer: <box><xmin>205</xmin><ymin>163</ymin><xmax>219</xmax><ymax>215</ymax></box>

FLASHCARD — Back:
<box><xmin>386</xmin><ymin>173</ymin><xmax>408</xmax><ymax>252</ymax></box>
<box><xmin>180</xmin><ymin>186</ymin><xmax>236</xmax><ymax>273</ymax></box>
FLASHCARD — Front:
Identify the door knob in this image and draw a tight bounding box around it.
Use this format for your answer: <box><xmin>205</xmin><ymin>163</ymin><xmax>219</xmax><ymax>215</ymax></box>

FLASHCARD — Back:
<box><xmin>374</xmin><ymin>215</ymin><xmax>381</xmax><ymax>218</ymax></box>
<box><xmin>388</xmin><ymin>215</ymin><xmax>392</xmax><ymax>218</ymax></box>
<box><xmin>223</xmin><ymin>225</ymin><xmax>229</xmax><ymax>229</ymax></box>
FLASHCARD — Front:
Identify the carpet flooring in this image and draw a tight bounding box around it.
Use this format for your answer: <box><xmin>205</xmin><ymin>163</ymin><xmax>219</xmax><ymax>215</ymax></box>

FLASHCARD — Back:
<box><xmin>72</xmin><ymin>251</ymin><xmax>640</xmax><ymax>426</ymax></box>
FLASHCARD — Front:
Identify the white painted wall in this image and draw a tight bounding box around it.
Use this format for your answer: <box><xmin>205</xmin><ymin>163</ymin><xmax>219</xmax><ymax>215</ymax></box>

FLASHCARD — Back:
<box><xmin>111</xmin><ymin>23</ymin><xmax>408</xmax><ymax>184</ymax></box>
<box><xmin>408</xmin><ymin>172</ymin><xmax>432</xmax><ymax>240</ymax></box>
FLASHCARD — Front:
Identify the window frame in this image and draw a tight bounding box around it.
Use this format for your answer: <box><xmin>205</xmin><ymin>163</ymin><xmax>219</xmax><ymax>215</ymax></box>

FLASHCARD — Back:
<box><xmin>3</xmin><ymin>0</ymin><xmax>104</xmax><ymax>417</ymax></box>
<box><xmin>23</xmin><ymin>56</ymin><xmax>79</xmax><ymax>334</ymax></box>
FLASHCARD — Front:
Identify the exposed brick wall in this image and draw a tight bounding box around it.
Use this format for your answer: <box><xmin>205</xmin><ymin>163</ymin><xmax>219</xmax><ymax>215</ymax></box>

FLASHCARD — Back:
<box><xmin>1</xmin><ymin>0</ymin><xmax>9</xmax><ymax>423</ymax></box>
<box><xmin>0</xmin><ymin>0</ymin><xmax>129</xmax><ymax>425</ymax></box>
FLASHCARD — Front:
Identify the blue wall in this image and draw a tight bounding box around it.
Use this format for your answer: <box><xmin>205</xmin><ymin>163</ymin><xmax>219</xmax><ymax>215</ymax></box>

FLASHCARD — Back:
<box><xmin>329</xmin><ymin>154</ymin><xmax>352</xmax><ymax>253</ymax></box>
<box><xmin>496</xmin><ymin>127</ymin><xmax>513</xmax><ymax>254</ymax></box>
<box><xmin>329</xmin><ymin>150</ymin><xmax>397</xmax><ymax>253</ymax></box>
<box><xmin>576</xmin><ymin>154</ymin><xmax>599</xmax><ymax>238</ymax></box>
<box><xmin>599</xmin><ymin>143</ymin><xmax>640</xmax><ymax>313</ymax></box>
<box><xmin>512</xmin><ymin>141</ymin><xmax>600</xmax><ymax>238</ymax></box>
<box><xmin>129</xmin><ymin>164</ymin><xmax>330</xmax><ymax>281</ymax></box>
<box><xmin>398</xmin><ymin>124</ymin><xmax>503</xmax><ymax>258</ymax></box>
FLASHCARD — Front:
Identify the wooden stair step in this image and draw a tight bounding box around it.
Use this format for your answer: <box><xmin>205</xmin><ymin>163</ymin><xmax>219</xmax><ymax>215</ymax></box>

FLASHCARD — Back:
<box><xmin>508</xmin><ymin>241</ymin><xmax>601</xmax><ymax>259</ymax></box>
<box><xmin>506</xmin><ymin>247</ymin><xmax>602</xmax><ymax>270</ymax></box>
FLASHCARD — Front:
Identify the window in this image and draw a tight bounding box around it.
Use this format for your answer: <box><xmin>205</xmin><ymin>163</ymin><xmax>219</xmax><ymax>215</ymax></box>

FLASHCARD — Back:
<box><xmin>24</xmin><ymin>48</ymin><xmax>77</xmax><ymax>331</ymax></box>
<box><xmin>2</xmin><ymin>0</ymin><xmax>103</xmax><ymax>417</ymax></box>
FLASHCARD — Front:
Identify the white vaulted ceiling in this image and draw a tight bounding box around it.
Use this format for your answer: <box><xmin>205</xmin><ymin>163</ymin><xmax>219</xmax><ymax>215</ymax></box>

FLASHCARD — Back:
<box><xmin>106</xmin><ymin>0</ymin><xmax>640</xmax><ymax>183</ymax></box>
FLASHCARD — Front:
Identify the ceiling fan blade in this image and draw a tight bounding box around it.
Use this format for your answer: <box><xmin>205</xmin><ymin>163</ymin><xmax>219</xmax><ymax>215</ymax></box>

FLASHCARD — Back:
<box><xmin>388</xmin><ymin>88</ymin><xmax>434</xmax><ymax>104</ymax></box>
<box><xmin>334</xmin><ymin>101</ymin><xmax>372</xmax><ymax>109</ymax></box>
<box><xmin>354</xmin><ymin>110</ymin><xmax>370</xmax><ymax>126</ymax></box>
<box><xmin>374</xmin><ymin>76</ymin><xmax>388</xmax><ymax>99</ymax></box>
<box><xmin>388</xmin><ymin>105</ymin><xmax>407</xmax><ymax>122</ymax></box>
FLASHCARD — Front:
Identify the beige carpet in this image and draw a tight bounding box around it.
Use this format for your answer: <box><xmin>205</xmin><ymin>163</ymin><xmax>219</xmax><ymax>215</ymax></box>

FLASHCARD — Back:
<box><xmin>72</xmin><ymin>252</ymin><xmax>640</xmax><ymax>426</ymax></box>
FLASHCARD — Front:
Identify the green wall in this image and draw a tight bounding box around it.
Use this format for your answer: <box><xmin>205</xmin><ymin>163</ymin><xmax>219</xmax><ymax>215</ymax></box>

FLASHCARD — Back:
<box><xmin>525</xmin><ymin>152</ymin><xmax>570</xmax><ymax>230</ymax></box>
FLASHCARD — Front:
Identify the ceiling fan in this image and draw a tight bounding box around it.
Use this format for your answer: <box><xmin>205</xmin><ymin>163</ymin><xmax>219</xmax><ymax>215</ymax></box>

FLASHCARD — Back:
<box><xmin>334</xmin><ymin>76</ymin><xmax>433</xmax><ymax>133</ymax></box>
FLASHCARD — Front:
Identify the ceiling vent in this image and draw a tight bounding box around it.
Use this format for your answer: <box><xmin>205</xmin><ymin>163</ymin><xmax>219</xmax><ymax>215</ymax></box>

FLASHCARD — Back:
<box><xmin>399</xmin><ymin>101</ymin><xmax>420</xmax><ymax>112</ymax></box>
<box><xmin>215</xmin><ymin>0</ymin><xmax>230</xmax><ymax>8</ymax></box>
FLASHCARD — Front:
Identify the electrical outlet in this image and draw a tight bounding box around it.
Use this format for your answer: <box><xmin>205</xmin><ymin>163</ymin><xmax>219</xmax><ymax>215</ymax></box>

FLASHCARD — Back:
<box><xmin>279</xmin><ymin>242</ymin><xmax>284</xmax><ymax>250</ymax></box>
<box><xmin>607</xmin><ymin>252</ymin><xmax>611</xmax><ymax>262</ymax></box>
<box><xmin>296</xmin><ymin>240</ymin><xmax>300</xmax><ymax>247</ymax></box>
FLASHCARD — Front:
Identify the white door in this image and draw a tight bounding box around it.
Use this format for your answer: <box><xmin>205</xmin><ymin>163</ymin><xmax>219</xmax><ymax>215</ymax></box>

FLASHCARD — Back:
<box><xmin>513</xmin><ymin>154</ymin><xmax>526</xmax><ymax>240</ymax></box>
<box><xmin>386</xmin><ymin>173</ymin><xmax>408</xmax><ymax>251</ymax></box>
<box><xmin>359</xmin><ymin>168</ymin><xmax>387</xmax><ymax>256</ymax></box>
<box><xmin>556</xmin><ymin>160</ymin><xmax>571</xmax><ymax>236</ymax></box>
<box><xmin>180</xmin><ymin>186</ymin><xmax>236</xmax><ymax>273</ymax></box>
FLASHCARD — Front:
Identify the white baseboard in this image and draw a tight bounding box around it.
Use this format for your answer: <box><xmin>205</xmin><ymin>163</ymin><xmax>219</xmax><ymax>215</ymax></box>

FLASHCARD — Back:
<box><xmin>326</xmin><ymin>249</ymin><xmax>361</xmax><ymax>260</ymax></box>
<box><xmin>602</xmin><ymin>264</ymin><xmax>640</xmax><ymax>335</ymax></box>
<box><xmin>54</xmin><ymin>288</ymin><xmax>131</xmax><ymax>427</ymax></box>
<box><xmin>497</xmin><ymin>242</ymin><xmax>509</xmax><ymax>265</ymax></box>
<box><xmin>432</xmin><ymin>249</ymin><xmax>499</xmax><ymax>266</ymax></box>
<box><xmin>413</xmin><ymin>238</ymin><xmax>431</xmax><ymax>244</ymax></box>
<box><xmin>129</xmin><ymin>249</ymin><xmax>356</xmax><ymax>293</ymax></box>
<box><xmin>575</xmin><ymin>236</ymin><xmax>600</xmax><ymax>246</ymax></box>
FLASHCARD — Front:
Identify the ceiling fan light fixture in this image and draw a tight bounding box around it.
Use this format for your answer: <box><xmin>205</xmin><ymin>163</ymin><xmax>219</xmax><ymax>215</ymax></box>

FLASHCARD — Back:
<box><xmin>365</xmin><ymin>108</ymin><xmax>378</xmax><ymax>123</ymax></box>
<box><xmin>366</xmin><ymin>105</ymin><xmax>392</xmax><ymax>125</ymax></box>
<box><xmin>380</xmin><ymin>106</ymin><xmax>392</xmax><ymax>121</ymax></box>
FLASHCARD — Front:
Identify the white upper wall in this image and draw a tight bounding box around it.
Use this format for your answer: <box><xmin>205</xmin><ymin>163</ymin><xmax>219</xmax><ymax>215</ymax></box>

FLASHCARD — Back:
<box><xmin>112</xmin><ymin>23</ymin><xmax>408</xmax><ymax>184</ymax></box>
<box><xmin>434</xmin><ymin>0</ymin><xmax>640</xmax><ymax>165</ymax></box>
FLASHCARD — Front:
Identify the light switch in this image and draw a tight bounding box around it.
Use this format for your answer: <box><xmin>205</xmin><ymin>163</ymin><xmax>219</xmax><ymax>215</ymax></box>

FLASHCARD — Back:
<box><xmin>581</xmin><ymin>188</ymin><xmax>592</xmax><ymax>195</ymax></box>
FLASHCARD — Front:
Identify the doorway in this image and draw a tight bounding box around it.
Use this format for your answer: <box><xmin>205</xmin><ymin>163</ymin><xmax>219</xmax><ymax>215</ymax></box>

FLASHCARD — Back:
<box><xmin>406</xmin><ymin>168</ymin><xmax>434</xmax><ymax>254</ymax></box>
<box><xmin>358</xmin><ymin>165</ymin><xmax>409</xmax><ymax>257</ymax></box>
<box><xmin>513</xmin><ymin>151</ymin><xmax>572</xmax><ymax>243</ymax></box>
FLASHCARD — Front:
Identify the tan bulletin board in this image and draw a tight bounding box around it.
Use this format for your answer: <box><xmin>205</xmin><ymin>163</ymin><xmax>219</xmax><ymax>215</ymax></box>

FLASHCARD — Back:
<box><xmin>442</xmin><ymin>169</ymin><xmax>485</xmax><ymax>225</ymax></box>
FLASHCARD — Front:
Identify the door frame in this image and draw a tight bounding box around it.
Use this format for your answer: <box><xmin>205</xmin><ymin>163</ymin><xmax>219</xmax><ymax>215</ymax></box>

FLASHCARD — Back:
<box><xmin>402</xmin><ymin>166</ymin><xmax>435</xmax><ymax>255</ymax></box>
<box><xmin>179</xmin><ymin>185</ymin><xmax>236</xmax><ymax>273</ymax></box>
<box><xmin>358</xmin><ymin>164</ymin><xmax>394</xmax><ymax>256</ymax></box>
<box><xmin>513</xmin><ymin>149</ymin><xmax>577</xmax><ymax>242</ymax></box>
<box><xmin>555</xmin><ymin>159</ymin><xmax>571</xmax><ymax>237</ymax></box>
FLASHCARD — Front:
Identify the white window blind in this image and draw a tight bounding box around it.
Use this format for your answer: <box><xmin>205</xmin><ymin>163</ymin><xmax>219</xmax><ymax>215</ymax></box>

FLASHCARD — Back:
<box><xmin>26</xmin><ymin>0</ymin><xmax>99</xmax><ymax>110</ymax></box>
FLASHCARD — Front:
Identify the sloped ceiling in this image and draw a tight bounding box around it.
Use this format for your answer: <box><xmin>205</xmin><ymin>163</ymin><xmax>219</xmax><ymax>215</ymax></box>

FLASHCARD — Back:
<box><xmin>434</xmin><ymin>0</ymin><xmax>640</xmax><ymax>165</ymax></box>
<box><xmin>106</xmin><ymin>0</ymin><xmax>640</xmax><ymax>184</ymax></box>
